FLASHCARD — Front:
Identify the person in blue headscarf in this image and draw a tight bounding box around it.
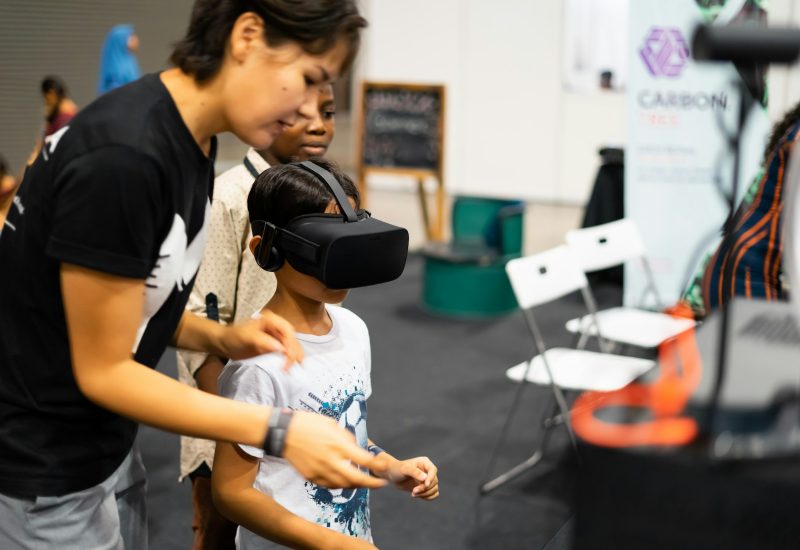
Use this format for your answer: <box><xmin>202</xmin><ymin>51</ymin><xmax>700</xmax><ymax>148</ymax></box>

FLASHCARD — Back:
<box><xmin>97</xmin><ymin>24</ymin><xmax>141</xmax><ymax>95</ymax></box>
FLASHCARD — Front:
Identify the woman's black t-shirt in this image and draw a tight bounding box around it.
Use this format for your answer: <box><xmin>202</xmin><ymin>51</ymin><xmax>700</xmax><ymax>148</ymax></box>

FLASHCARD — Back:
<box><xmin>0</xmin><ymin>73</ymin><xmax>216</xmax><ymax>497</ymax></box>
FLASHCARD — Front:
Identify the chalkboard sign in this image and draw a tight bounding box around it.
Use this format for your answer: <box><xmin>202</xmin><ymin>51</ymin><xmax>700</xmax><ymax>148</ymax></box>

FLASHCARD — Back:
<box><xmin>359</xmin><ymin>83</ymin><xmax>444</xmax><ymax>172</ymax></box>
<box><xmin>357</xmin><ymin>82</ymin><xmax>446</xmax><ymax>240</ymax></box>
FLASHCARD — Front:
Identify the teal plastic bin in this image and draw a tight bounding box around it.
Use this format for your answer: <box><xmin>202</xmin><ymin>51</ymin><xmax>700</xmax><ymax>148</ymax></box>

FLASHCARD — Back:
<box><xmin>421</xmin><ymin>197</ymin><xmax>523</xmax><ymax>318</ymax></box>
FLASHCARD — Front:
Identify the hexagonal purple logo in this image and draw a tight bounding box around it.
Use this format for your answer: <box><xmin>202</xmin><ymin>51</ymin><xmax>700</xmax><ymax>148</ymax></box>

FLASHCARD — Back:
<box><xmin>639</xmin><ymin>27</ymin><xmax>690</xmax><ymax>78</ymax></box>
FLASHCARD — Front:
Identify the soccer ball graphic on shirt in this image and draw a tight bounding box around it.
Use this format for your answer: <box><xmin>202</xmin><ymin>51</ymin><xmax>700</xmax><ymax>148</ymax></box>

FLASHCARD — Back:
<box><xmin>328</xmin><ymin>392</ymin><xmax>368</xmax><ymax>505</ymax></box>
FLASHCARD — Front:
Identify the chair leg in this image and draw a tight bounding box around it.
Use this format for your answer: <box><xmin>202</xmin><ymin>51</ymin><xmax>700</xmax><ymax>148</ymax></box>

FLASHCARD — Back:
<box><xmin>545</xmin><ymin>390</ymin><xmax>611</xmax><ymax>429</ymax></box>
<box><xmin>543</xmin><ymin>412</ymin><xmax>565</xmax><ymax>429</ymax></box>
<box><xmin>576</xmin><ymin>330</ymin><xmax>590</xmax><ymax>350</ymax></box>
<box><xmin>545</xmin><ymin>375</ymin><xmax>580</xmax><ymax>457</ymax></box>
<box><xmin>479</xmin><ymin>357</ymin><xmax>535</xmax><ymax>495</ymax></box>
<box><xmin>479</xmin><ymin>432</ymin><xmax>550</xmax><ymax>494</ymax></box>
<box><xmin>480</xmin><ymin>398</ymin><xmax>559</xmax><ymax>495</ymax></box>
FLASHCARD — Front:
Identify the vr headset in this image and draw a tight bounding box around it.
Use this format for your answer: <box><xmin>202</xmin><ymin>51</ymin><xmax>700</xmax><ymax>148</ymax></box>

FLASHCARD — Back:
<box><xmin>250</xmin><ymin>160</ymin><xmax>409</xmax><ymax>289</ymax></box>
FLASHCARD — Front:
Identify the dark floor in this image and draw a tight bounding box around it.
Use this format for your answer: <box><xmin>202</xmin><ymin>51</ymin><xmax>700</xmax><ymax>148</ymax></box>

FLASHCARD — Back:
<box><xmin>141</xmin><ymin>254</ymin><xmax>621</xmax><ymax>550</ymax></box>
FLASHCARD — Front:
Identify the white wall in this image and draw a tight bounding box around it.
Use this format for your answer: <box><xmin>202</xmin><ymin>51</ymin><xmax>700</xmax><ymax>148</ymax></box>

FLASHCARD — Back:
<box><xmin>558</xmin><ymin>91</ymin><xmax>626</xmax><ymax>203</ymax></box>
<box><xmin>457</xmin><ymin>0</ymin><xmax>562</xmax><ymax>201</ymax></box>
<box><xmin>357</xmin><ymin>0</ymin><xmax>800</xmax><ymax>205</ymax></box>
<box><xmin>357</xmin><ymin>0</ymin><xmax>463</xmax><ymax>195</ymax></box>
<box><xmin>358</xmin><ymin>0</ymin><xmax>624</xmax><ymax>204</ymax></box>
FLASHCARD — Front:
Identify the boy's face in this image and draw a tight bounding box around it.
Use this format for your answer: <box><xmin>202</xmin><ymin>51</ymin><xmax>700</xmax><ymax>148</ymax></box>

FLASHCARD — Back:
<box><xmin>276</xmin><ymin>260</ymin><xmax>350</xmax><ymax>305</ymax></box>
<box><xmin>250</xmin><ymin>199</ymin><xmax>357</xmax><ymax>304</ymax></box>
<box><xmin>264</xmin><ymin>84</ymin><xmax>335</xmax><ymax>164</ymax></box>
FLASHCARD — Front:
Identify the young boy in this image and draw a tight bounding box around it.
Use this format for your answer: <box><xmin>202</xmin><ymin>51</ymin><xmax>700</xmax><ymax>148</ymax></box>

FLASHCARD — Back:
<box><xmin>212</xmin><ymin>159</ymin><xmax>439</xmax><ymax>549</ymax></box>
<box><xmin>178</xmin><ymin>84</ymin><xmax>337</xmax><ymax>549</ymax></box>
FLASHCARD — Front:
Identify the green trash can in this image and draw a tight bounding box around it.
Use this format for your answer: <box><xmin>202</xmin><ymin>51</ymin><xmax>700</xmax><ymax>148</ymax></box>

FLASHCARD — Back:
<box><xmin>420</xmin><ymin>197</ymin><xmax>523</xmax><ymax>319</ymax></box>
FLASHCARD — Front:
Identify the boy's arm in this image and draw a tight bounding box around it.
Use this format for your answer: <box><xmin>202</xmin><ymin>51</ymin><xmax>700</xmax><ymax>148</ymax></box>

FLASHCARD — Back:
<box><xmin>367</xmin><ymin>440</ymin><xmax>439</xmax><ymax>500</ymax></box>
<box><xmin>212</xmin><ymin>442</ymin><xmax>378</xmax><ymax>550</ymax></box>
<box><xmin>60</xmin><ymin>263</ymin><xmax>385</xmax><ymax>490</ymax></box>
<box><xmin>194</xmin><ymin>355</ymin><xmax>226</xmax><ymax>394</ymax></box>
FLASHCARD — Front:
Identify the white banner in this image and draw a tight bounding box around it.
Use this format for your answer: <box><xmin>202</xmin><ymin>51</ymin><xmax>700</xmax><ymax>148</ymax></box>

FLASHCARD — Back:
<box><xmin>625</xmin><ymin>0</ymin><xmax>770</xmax><ymax>307</ymax></box>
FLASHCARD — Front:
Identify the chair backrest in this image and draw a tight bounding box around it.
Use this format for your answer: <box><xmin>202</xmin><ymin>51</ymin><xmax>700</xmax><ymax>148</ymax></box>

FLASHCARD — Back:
<box><xmin>506</xmin><ymin>245</ymin><xmax>589</xmax><ymax>309</ymax></box>
<box><xmin>565</xmin><ymin>218</ymin><xmax>647</xmax><ymax>273</ymax></box>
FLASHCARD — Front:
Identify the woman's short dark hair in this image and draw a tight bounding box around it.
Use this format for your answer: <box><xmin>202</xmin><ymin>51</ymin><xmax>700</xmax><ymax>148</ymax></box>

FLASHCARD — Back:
<box><xmin>248</xmin><ymin>158</ymin><xmax>361</xmax><ymax>228</ymax></box>
<box><xmin>171</xmin><ymin>0</ymin><xmax>366</xmax><ymax>83</ymax></box>
<box><xmin>41</xmin><ymin>75</ymin><xmax>67</xmax><ymax>98</ymax></box>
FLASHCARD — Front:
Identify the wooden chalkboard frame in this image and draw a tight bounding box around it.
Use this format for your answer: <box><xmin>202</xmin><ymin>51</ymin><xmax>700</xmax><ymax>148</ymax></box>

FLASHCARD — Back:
<box><xmin>356</xmin><ymin>82</ymin><xmax>446</xmax><ymax>240</ymax></box>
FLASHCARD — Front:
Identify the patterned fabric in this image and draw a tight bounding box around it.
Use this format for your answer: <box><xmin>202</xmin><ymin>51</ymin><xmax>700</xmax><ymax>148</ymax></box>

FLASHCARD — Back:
<box><xmin>700</xmin><ymin>121</ymin><xmax>800</xmax><ymax>313</ymax></box>
<box><xmin>176</xmin><ymin>148</ymin><xmax>277</xmax><ymax>481</ymax></box>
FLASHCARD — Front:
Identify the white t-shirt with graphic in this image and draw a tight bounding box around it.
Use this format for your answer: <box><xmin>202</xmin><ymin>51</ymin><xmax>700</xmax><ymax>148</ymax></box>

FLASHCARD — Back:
<box><xmin>219</xmin><ymin>305</ymin><xmax>373</xmax><ymax>549</ymax></box>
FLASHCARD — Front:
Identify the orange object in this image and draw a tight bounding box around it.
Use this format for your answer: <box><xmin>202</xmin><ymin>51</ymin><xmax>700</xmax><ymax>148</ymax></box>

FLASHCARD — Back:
<box><xmin>572</xmin><ymin>302</ymin><xmax>701</xmax><ymax>448</ymax></box>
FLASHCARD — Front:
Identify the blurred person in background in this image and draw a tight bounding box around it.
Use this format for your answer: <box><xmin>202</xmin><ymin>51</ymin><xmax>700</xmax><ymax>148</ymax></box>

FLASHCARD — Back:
<box><xmin>97</xmin><ymin>24</ymin><xmax>142</xmax><ymax>94</ymax></box>
<box><xmin>27</xmin><ymin>76</ymin><xmax>79</xmax><ymax>164</ymax></box>
<box><xmin>0</xmin><ymin>2</ymin><xmax>376</xmax><ymax>549</ymax></box>
<box><xmin>681</xmin><ymin>99</ymin><xmax>800</xmax><ymax>317</ymax></box>
<box><xmin>42</xmin><ymin>75</ymin><xmax>78</xmax><ymax>137</ymax></box>
<box><xmin>699</xmin><ymin>100</ymin><xmax>800</xmax><ymax>313</ymax></box>
<box><xmin>177</xmin><ymin>83</ymin><xmax>336</xmax><ymax>550</ymax></box>
<box><xmin>0</xmin><ymin>155</ymin><xmax>19</xmax><ymax>232</ymax></box>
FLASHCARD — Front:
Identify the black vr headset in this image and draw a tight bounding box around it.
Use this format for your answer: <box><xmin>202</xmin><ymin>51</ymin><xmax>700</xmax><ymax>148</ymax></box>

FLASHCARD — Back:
<box><xmin>250</xmin><ymin>160</ymin><xmax>409</xmax><ymax>289</ymax></box>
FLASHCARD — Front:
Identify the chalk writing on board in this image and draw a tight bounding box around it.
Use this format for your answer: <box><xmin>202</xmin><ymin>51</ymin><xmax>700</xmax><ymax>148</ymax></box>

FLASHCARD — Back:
<box><xmin>361</xmin><ymin>85</ymin><xmax>443</xmax><ymax>171</ymax></box>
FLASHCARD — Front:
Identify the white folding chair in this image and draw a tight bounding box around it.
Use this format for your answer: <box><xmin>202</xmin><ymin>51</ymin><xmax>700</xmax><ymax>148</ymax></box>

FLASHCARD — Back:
<box><xmin>480</xmin><ymin>246</ymin><xmax>655</xmax><ymax>494</ymax></box>
<box><xmin>564</xmin><ymin>218</ymin><xmax>695</xmax><ymax>349</ymax></box>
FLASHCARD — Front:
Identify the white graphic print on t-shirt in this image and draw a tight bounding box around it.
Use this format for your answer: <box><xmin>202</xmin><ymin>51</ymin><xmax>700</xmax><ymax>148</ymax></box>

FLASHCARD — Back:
<box><xmin>42</xmin><ymin>125</ymin><xmax>69</xmax><ymax>161</ymax></box>
<box><xmin>2</xmin><ymin>126</ymin><xmax>66</xmax><ymax>233</ymax></box>
<box><xmin>133</xmin><ymin>200</ymin><xmax>210</xmax><ymax>353</ymax></box>
<box><xmin>299</xmin><ymin>384</ymin><xmax>370</xmax><ymax>537</ymax></box>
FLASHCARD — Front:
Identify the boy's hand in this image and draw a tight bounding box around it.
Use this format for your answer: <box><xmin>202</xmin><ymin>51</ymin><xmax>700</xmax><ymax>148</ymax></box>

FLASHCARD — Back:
<box><xmin>221</xmin><ymin>310</ymin><xmax>304</xmax><ymax>368</ymax></box>
<box><xmin>284</xmin><ymin>412</ymin><xmax>387</xmax><ymax>490</ymax></box>
<box><xmin>376</xmin><ymin>455</ymin><xmax>439</xmax><ymax>500</ymax></box>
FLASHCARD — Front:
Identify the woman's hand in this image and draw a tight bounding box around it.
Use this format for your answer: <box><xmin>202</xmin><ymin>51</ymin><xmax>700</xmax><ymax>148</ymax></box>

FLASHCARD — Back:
<box><xmin>220</xmin><ymin>310</ymin><xmax>304</xmax><ymax>368</ymax></box>
<box><xmin>284</xmin><ymin>412</ymin><xmax>388</xmax><ymax>490</ymax></box>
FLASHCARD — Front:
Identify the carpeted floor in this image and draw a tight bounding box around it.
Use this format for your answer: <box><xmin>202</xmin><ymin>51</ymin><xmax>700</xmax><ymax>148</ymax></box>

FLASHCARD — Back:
<box><xmin>141</xmin><ymin>254</ymin><xmax>622</xmax><ymax>549</ymax></box>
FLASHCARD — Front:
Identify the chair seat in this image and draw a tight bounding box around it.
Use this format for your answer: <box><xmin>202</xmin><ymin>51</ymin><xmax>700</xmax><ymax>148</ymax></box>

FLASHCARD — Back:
<box><xmin>505</xmin><ymin>348</ymin><xmax>655</xmax><ymax>391</ymax></box>
<box><xmin>565</xmin><ymin>307</ymin><xmax>695</xmax><ymax>348</ymax></box>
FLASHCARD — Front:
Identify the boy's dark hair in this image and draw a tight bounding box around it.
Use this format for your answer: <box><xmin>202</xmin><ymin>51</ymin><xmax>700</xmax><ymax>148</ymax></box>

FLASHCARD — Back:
<box><xmin>248</xmin><ymin>158</ymin><xmax>360</xmax><ymax>228</ymax></box>
<box><xmin>171</xmin><ymin>0</ymin><xmax>367</xmax><ymax>83</ymax></box>
<box><xmin>0</xmin><ymin>155</ymin><xmax>8</xmax><ymax>179</ymax></box>
<box><xmin>41</xmin><ymin>75</ymin><xmax>67</xmax><ymax>98</ymax></box>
